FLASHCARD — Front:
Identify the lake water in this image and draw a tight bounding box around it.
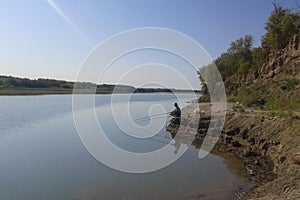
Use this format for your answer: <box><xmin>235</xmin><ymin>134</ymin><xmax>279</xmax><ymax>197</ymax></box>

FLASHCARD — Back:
<box><xmin>0</xmin><ymin>94</ymin><xmax>249</xmax><ymax>200</ymax></box>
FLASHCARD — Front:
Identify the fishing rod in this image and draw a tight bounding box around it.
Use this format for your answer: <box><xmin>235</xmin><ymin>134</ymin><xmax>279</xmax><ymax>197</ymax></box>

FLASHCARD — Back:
<box><xmin>134</xmin><ymin>112</ymin><xmax>171</xmax><ymax>122</ymax></box>
<box><xmin>134</xmin><ymin>112</ymin><xmax>190</xmax><ymax>122</ymax></box>
<box><xmin>134</xmin><ymin>115</ymin><xmax>171</xmax><ymax>122</ymax></box>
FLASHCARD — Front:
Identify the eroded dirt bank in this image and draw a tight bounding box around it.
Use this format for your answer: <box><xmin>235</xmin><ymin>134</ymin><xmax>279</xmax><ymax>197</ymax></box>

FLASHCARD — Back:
<box><xmin>167</xmin><ymin>102</ymin><xmax>300</xmax><ymax>199</ymax></box>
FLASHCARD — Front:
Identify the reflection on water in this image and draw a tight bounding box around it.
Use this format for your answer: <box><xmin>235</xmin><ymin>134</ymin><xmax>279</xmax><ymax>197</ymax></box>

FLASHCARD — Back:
<box><xmin>0</xmin><ymin>94</ymin><xmax>249</xmax><ymax>200</ymax></box>
<box><xmin>0</xmin><ymin>95</ymin><xmax>72</xmax><ymax>135</ymax></box>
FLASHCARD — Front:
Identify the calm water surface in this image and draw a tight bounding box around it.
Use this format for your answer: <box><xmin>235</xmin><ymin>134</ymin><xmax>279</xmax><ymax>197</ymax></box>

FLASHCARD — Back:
<box><xmin>0</xmin><ymin>94</ymin><xmax>249</xmax><ymax>200</ymax></box>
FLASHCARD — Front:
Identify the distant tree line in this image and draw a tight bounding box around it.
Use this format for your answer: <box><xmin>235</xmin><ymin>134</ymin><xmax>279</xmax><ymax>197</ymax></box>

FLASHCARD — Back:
<box><xmin>134</xmin><ymin>88</ymin><xmax>198</xmax><ymax>93</ymax></box>
<box><xmin>0</xmin><ymin>75</ymin><xmax>197</xmax><ymax>94</ymax></box>
<box><xmin>0</xmin><ymin>76</ymin><xmax>73</xmax><ymax>89</ymax></box>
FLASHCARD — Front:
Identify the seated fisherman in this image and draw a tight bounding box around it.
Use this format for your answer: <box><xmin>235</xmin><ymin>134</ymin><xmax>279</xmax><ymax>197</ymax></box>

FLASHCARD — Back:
<box><xmin>170</xmin><ymin>103</ymin><xmax>181</xmax><ymax>117</ymax></box>
<box><xmin>170</xmin><ymin>103</ymin><xmax>181</xmax><ymax>125</ymax></box>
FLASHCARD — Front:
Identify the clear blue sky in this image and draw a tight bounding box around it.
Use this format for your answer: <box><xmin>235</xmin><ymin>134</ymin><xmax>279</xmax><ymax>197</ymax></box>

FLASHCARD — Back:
<box><xmin>0</xmin><ymin>0</ymin><xmax>297</xmax><ymax>89</ymax></box>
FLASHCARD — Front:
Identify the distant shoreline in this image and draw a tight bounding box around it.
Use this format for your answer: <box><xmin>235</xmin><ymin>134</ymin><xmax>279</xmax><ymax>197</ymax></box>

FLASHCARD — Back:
<box><xmin>0</xmin><ymin>75</ymin><xmax>200</xmax><ymax>96</ymax></box>
<box><xmin>0</xmin><ymin>88</ymin><xmax>200</xmax><ymax>96</ymax></box>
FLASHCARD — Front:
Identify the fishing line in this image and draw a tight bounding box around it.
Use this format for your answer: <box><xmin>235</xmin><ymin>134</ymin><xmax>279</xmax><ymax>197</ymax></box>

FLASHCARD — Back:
<box><xmin>129</xmin><ymin>112</ymin><xmax>190</xmax><ymax>146</ymax></box>
<box><xmin>132</xmin><ymin>115</ymin><xmax>173</xmax><ymax>144</ymax></box>
<box><xmin>134</xmin><ymin>115</ymin><xmax>171</xmax><ymax>122</ymax></box>
<box><xmin>134</xmin><ymin>113</ymin><xmax>188</xmax><ymax>122</ymax></box>
<box><xmin>133</xmin><ymin>112</ymin><xmax>171</xmax><ymax>122</ymax></box>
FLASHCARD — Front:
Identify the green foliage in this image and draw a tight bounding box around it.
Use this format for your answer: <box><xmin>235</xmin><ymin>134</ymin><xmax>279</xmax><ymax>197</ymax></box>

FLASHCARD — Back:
<box><xmin>267</xmin><ymin>110</ymin><xmax>295</xmax><ymax>122</ymax></box>
<box><xmin>198</xmin><ymin>94</ymin><xmax>210</xmax><ymax>102</ymax></box>
<box><xmin>197</xmin><ymin>70</ymin><xmax>209</xmax><ymax>102</ymax></box>
<box><xmin>202</xmin><ymin>35</ymin><xmax>264</xmax><ymax>81</ymax></box>
<box><xmin>268</xmin><ymin>111</ymin><xmax>277</xmax><ymax>117</ymax></box>
<box><xmin>281</xmin><ymin>78</ymin><xmax>299</xmax><ymax>91</ymax></box>
<box><xmin>198</xmin><ymin>3</ymin><xmax>300</xmax><ymax>109</ymax></box>
<box><xmin>208</xmin><ymin>4</ymin><xmax>300</xmax><ymax>83</ymax></box>
<box><xmin>278</xmin><ymin>111</ymin><xmax>295</xmax><ymax>122</ymax></box>
<box><xmin>227</xmin><ymin>95</ymin><xmax>238</xmax><ymax>103</ymax></box>
<box><xmin>0</xmin><ymin>76</ymin><xmax>74</xmax><ymax>89</ymax></box>
<box><xmin>198</xmin><ymin>61</ymin><xmax>225</xmax><ymax>102</ymax></box>
<box><xmin>197</xmin><ymin>68</ymin><xmax>209</xmax><ymax>95</ymax></box>
<box><xmin>251</xmin><ymin>47</ymin><xmax>267</xmax><ymax>71</ymax></box>
<box><xmin>234</xmin><ymin>89</ymin><xmax>261</xmax><ymax>107</ymax></box>
<box><xmin>265</xmin><ymin>95</ymin><xmax>300</xmax><ymax>111</ymax></box>
<box><xmin>261</xmin><ymin>5</ymin><xmax>300</xmax><ymax>54</ymax></box>
<box><xmin>0</xmin><ymin>75</ymin><xmax>196</xmax><ymax>95</ymax></box>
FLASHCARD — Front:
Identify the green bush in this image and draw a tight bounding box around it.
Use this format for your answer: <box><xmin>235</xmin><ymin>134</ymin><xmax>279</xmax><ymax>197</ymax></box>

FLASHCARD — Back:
<box><xmin>281</xmin><ymin>78</ymin><xmax>299</xmax><ymax>91</ymax></box>
<box><xmin>265</xmin><ymin>95</ymin><xmax>300</xmax><ymax>111</ymax></box>
<box><xmin>231</xmin><ymin>89</ymin><xmax>261</xmax><ymax>107</ymax></box>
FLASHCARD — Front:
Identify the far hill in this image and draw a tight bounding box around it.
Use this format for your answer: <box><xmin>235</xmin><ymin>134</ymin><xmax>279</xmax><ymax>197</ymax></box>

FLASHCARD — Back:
<box><xmin>0</xmin><ymin>75</ymin><xmax>199</xmax><ymax>95</ymax></box>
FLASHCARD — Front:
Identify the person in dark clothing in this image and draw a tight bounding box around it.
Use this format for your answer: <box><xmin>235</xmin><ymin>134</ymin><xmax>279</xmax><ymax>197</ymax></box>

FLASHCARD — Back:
<box><xmin>170</xmin><ymin>103</ymin><xmax>181</xmax><ymax>117</ymax></box>
<box><xmin>170</xmin><ymin>103</ymin><xmax>181</xmax><ymax>125</ymax></box>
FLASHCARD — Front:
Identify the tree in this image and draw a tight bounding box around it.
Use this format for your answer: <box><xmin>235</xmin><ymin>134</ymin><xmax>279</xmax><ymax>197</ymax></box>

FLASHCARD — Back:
<box><xmin>228</xmin><ymin>34</ymin><xmax>253</xmax><ymax>55</ymax></box>
<box><xmin>197</xmin><ymin>70</ymin><xmax>208</xmax><ymax>95</ymax></box>
<box><xmin>198</xmin><ymin>3</ymin><xmax>300</xmax><ymax>96</ymax></box>
<box><xmin>251</xmin><ymin>47</ymin><xmax>267</xmax><ymax>71</ymax></box>
<box><xmin>262</xmin><ymin>4</ymin><xmax>300</xmax><ymax>54</ymax></box>
<box><xmin>212</xmin><ymin>35</ymin><xmax>254</xmax><ymax>79</ymax></box>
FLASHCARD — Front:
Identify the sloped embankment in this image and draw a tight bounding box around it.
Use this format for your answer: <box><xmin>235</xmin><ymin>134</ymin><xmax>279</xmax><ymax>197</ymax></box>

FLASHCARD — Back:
<box><xmin>221</xmin><ymin>107</ymin><xmax>300</xmax><ymax>199</ymax></box>
<box><xmin>170</xmin><ymin>103</ymin><xmax>300</xmax><ymax>199</ymax></box>
<box><xmin>220</xmin><ymin>32</ymin><xmax>300</xmax><ymax>199</ymax></box>
<box><xmin>225</xmin><ymin>33</ymin><xmax>300</xmax><ymax>110</ymax></box>
<box><xmin>172</xmin><ymin>32</ymin><xmax>300</xmax><ymax>199</ymax></box>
